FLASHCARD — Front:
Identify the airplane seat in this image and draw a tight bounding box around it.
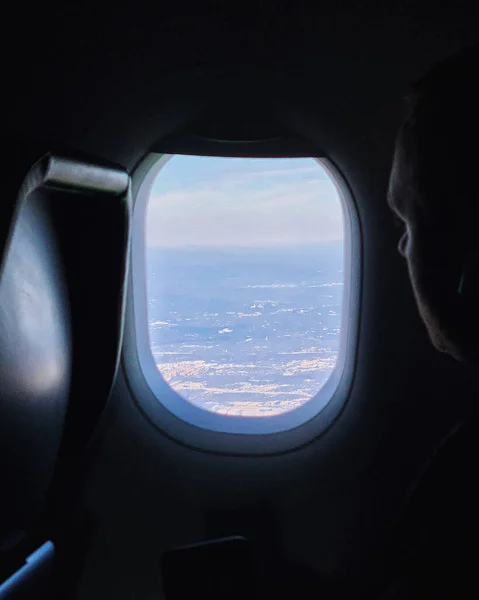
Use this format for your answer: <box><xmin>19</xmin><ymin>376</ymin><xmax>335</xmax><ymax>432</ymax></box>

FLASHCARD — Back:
<box><xmin>41</xmin><ymin>152</ymin><xmax>131</xmax><ymax>598</ymax></box>
<box><xmin>0</xmin><ymin>144</ymin><xmax>73</xmax><ymax>596</ymax></box>
<box><xmin>382</xmin><ymin>418</ymin><xmax>479</xmax><ymax>598</ymax></box>
<box><xmin>0</xmin><ymin>144</ymin><xmax>130</xmax><ymax>598</ymax></box>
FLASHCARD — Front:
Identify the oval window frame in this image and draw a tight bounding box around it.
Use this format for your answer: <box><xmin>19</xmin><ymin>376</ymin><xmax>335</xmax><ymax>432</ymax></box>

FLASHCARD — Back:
<box><xmin>122</xmin><ymin>152</ymin><xmax>361</xmax><ymax>455</ymax></box>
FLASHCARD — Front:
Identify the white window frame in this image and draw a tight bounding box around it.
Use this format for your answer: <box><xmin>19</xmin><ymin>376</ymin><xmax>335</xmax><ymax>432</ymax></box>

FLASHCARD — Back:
<box><xmin>122</xmin><ymin>153</ymin><xmax>361</xmax><ymax>454</ymax></box>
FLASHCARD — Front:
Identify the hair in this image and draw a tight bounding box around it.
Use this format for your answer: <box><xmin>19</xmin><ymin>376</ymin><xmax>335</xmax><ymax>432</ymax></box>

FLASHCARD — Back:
<box><xmin>400</xmin><ymin>45</ymin><xmax>479</xmax><ymax>215</ymax></box>
<box><xmin>405</xmin><ymin>45</ymin><xmax>479</xmax><ymax>122</ymax></box>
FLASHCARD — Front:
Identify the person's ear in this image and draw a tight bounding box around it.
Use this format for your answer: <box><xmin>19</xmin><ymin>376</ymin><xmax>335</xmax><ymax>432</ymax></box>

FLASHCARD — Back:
<box><xmin>457</xmin><ymin>256</ymin><xmax>479</xmax><ymax>297</ymax></box>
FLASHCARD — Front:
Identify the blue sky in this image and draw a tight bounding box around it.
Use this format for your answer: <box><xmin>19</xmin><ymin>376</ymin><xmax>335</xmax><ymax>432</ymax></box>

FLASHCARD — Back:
<box><xmin>146</xmin><ymin>156</ymin><xmax>344</xmax><ymax>247</ymax></box>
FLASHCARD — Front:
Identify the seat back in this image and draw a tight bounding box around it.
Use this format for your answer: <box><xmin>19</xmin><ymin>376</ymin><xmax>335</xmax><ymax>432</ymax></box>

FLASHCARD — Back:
<box><xmin>0</xmin><ymin>152</ymin><xmax>72</xmax><ymax>549</ymax></box>
<box><xmin>0</xmin><ymin>150</ymin><xmax>130</xmax><ymax>596</ymax></box>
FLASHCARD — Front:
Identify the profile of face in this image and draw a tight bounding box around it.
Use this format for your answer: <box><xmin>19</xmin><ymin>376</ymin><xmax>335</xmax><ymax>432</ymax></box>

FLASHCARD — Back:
<box><xmin>388</xmin><ymin>123</ymin><xmax>475</xmax><ymax>364</ymax></box>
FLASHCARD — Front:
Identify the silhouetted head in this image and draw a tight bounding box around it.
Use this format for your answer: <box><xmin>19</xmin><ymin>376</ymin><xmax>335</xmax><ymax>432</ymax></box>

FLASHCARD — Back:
<box><xmin>388</xmin><ymin>45</ymin><xmax>479</xmax><ymax>364</ymax></box>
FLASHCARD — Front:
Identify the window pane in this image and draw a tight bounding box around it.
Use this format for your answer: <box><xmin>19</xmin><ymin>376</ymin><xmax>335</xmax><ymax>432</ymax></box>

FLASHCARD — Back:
<box><xmin>145</xmin><ymin>156</ymin><xmax>345</xmax><ymax>417</ymax></box>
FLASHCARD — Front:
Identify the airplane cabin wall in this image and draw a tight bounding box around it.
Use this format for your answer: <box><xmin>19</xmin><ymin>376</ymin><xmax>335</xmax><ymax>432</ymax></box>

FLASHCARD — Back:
<box><xmin>75</xmin><ymin>119</ymin><xmax>475</xmax><ymax>599</ymax></box>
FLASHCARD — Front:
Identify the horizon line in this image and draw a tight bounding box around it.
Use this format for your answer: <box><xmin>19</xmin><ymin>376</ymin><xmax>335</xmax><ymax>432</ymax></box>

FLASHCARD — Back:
<box><xmin>147</xmin><ymin>241</ymin><xmax>344</xmax><ymax>250</ymax></box>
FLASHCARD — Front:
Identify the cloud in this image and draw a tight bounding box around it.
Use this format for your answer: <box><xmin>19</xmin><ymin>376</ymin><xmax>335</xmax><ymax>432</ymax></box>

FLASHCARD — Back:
<box><xmin>148</xmin><ymin>177</ymin><xmax>334</xmax><ymax>212</ymax></box>
<box><xmin>215</xmin><ymin>164</ymin><xmax>328</xmax><ymax>185</ymax></box>
<box><xmin>146</xmin><ymin>156</ymin><xmax>344</xmax><ymax>247</ymax></box>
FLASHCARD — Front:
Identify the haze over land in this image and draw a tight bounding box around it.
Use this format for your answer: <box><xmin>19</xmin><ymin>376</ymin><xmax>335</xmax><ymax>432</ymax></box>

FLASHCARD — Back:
<box><xmin>146</xmin><ymin>156</ymin><xmax>344</xmax><ymax>416</ymax></box>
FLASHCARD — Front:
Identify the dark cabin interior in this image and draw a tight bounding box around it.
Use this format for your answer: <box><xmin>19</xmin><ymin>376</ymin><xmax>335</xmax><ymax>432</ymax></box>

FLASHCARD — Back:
<box><xmin>1</xmin><ymin>2</ymin><xmax>479</xmax><ymax>598</ymax></box>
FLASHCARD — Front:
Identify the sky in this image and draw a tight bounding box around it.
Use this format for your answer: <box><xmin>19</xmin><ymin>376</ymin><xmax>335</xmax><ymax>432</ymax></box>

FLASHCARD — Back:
<box><xmin>146</xmin><ymin>155</ymin><xmax>344</xmax><ymax>248</ymax></box>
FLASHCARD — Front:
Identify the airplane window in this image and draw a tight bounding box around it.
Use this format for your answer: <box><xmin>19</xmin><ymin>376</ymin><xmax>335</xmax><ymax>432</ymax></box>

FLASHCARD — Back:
<box><xmin>143</xmin><ymin>155</ymin><xmax>346</xmax><ymax>419</ymax></box>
